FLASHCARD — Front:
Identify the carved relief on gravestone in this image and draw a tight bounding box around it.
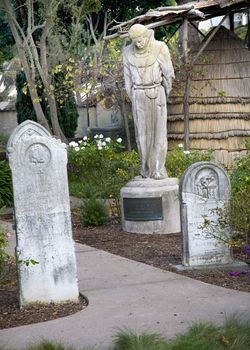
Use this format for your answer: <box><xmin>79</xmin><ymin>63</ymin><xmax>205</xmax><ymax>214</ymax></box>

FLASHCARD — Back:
<box><xmin>7</xmin><ymin>121</ymin><xmax>79</xmax><ymax>306</ymax></box>
<box><xmin>194</xmin><ymin>168</ymin><xmax>219</xmax><ymax>201</ymax></box>
<box><xmin>26</xmin><ymin>143</ymin><xmax>51</xmax><ymax>170</ymax></box>
<box><xmin>179</xmin><ymin>162</ymin><xmax>233</xmax><ymax>267</ymax></box>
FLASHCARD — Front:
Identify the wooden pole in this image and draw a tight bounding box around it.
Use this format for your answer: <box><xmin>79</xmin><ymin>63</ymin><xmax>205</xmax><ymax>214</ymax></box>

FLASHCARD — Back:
<box><xmin>182</xmin><ymin>18</ymin><xmax>190</xmax><ymax>151</ymax></box>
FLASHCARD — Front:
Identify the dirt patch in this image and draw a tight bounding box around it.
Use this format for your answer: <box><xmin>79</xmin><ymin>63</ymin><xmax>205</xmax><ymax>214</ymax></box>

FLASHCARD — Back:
<box><xmin>73</xmin><ymin>215</ymin><xmax>250</xmax><ymax>293</ymax></box>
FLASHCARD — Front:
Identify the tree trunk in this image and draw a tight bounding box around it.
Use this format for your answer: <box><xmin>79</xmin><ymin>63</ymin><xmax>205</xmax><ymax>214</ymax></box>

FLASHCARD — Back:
<box><xmin>47</xmin><ymin>94</ymin><xmax>68</xmax><ymax>143</ymax></box>
<box><xmin>3</xmin><ymin>0</ymin><xmax>51</xmax><ymax>133</ymax></box>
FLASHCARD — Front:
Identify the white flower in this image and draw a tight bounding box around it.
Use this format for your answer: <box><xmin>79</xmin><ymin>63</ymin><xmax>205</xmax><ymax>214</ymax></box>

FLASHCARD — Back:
<box><xmin>83</xmin><ymin>136</ymin><xmax>88</xmax><ymax>141</ymax></box>
<box><xmin>81</xmin><ymin>146</ymin><xmax>85</xmax><ymax>150</ymax></box>
<box><xmin>94</xmin><ymin>134</ymin><xmax>99</xmax><ymax>139</ymax></box>
<box><xmin>69</xmin><ymin>141</ymin><xmax>78</xmax><ymax>147</ymax></box>
<box><xmin>74</xmin><ymin>146</ymin><xmax>80</xmax><ymax>151</ymax></box>
<box><xmin>78</xmin><ymin>140</ymin><xmax>83</xmax><ymax>144</ymax></box>
<box><xmin>105</xmin><ymin>137</ymin><xmax>111</xmax><ymax>143</ymax></box>
<box><xmin>99</xmin><ymin>134</ymin><xmax>104</xmax><ymax>139</ymax></box>
<box><xmin>97</xmin><ymin>145</ymin><xmax>103</xmax><ymax>150</ymax></box>
<box><xmin>102</xmin><ymin>141</ymin><xmax>106</xmax><ymax>147</ymax></box>
<box><xmin>83</xmin><ymin>142</ymin><xmax>87</xmax><ymax>146</ymax></box>
<box><xmin>183</xmin><ymin>150</ymin><xmax>190</xmax><ymax>154</ymax></box>
<box><xmin>116</xmin><ymin>137</ymin><xmax>122</xmax><ymax>143</ymax></box>
<box><xmin>178</xmin><ymin>143</ymin><xmax>183</xmax><ymax>148</ymax></box>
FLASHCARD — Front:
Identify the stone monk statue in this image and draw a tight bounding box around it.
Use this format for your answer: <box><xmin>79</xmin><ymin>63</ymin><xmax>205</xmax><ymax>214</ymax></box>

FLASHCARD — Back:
<box><xmin>123</xmin><ymin>24</ymin><xmax>175</xmax><ymax>180</ymax></box>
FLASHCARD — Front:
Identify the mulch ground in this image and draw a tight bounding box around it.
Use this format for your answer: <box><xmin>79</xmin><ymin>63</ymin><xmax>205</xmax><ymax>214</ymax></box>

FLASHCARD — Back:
<box><xmin>0</xmin><ymin>213</ymin><xmax>249</xmax><ymax>330</ymax></box>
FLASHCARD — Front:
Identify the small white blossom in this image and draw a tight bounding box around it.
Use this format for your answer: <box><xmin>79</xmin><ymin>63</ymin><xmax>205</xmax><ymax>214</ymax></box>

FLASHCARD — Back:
<box><xmin>183</xmin><ymin>150</ymin><xmax>190</xmax><ymax>154</ymax></box>
<box><xmin>74</xmin><ymin>146</ymin><xmax>80</xmax><ymax>151</ymax></box>
<box><xmin>94</xmin><ymin>134</ymin><xmax>99</xmax><ymax>139</ymax></box>
<box><xmin>178</xmin><ymin>143</ymin><xmax>183</xmax><ymax>148</ymax></box>
<box><xmin>102</xmin><ymin>141</ymin><xmax>107</xmax><ymax>147</ymax></box>
<box><xmin>116</xmin><ymin>137</ymin><xmax>122</xmax><ymax>143</ymax></box>
<box><xmin>97</xmin><ymin>145</ymin><xmax>103</xmax><ymax>150</ymax></box>
<box><xmin>83</xmin><ymin>136</ymin><xmax>88</xmax><ymax>141</ymax></box>
<box><xmin>78</xmin><ymin>140</ymin><xmax>83</xmax><ymax>144</ymax></box>
<box><xmin>83</xmin><ymin>142</ymin><xmax>87</xmax><ymax>146</ymax></box>
<box><xmin>99</xmin><ymin>134</ymin><xmax>104</xmax><ymax>139</ymax></box>
<box><xmin>69</xmin><ymin>141</ymin><xmax>78</xmax><ymax>147</ymax></box>
<box><xmin>81</xmin><ymin>146</ymin><xmax>85</xmax><ymax>150</ymax></box>
<box><xmin>105</xmin><ymin>137</ymin><xmax>111</xmax><ymax>143</ymax></box>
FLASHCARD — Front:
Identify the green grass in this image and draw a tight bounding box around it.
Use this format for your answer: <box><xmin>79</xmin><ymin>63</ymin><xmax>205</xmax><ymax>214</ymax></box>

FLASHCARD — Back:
<box><xmin>2</xmin><ymin>319</ymin><xmax>250</xmax><ymax>350</ymax></box>
<box><xmin>165</xmin><ymin>318</ymin><xmax>250</xmax><ymax>350</ymax></box>
<box><xmin>113</xmin><ymin>330</ymin><xmax>168</xmax><ymax>350</ymax></box>
<box><xmin>113</xmin><ymin>318</ymin><xmax>250</xmax><ymax>350</ymax></box>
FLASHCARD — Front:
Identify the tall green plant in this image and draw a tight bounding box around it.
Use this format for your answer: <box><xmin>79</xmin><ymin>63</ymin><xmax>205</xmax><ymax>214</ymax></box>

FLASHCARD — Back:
<box><xmin>0</xmin><ymin>160</ymin><xmax>12</xmax><ymax>208</ymax></box>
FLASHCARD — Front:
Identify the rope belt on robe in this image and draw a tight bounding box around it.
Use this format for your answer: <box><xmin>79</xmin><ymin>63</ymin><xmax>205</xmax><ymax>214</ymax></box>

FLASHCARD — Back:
<box><xmin>133</xmin><ymin>83</ymin><xmax>161</xmax><ymax>90</ymax></box>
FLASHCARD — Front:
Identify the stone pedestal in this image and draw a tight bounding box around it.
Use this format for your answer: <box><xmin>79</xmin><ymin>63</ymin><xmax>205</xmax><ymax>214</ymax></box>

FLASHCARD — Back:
<box><xmin>120</xmin><ymin>177</ymin><xmax>180</xmax><ymax>234</ymax></box>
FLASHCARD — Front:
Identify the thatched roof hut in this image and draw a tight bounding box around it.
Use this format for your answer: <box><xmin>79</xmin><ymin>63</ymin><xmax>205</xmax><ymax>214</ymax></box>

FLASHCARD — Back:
<box><xmin>168</xmin><ymin>26</ymin><xmax>250</xmax><ymax>167</ymax></box>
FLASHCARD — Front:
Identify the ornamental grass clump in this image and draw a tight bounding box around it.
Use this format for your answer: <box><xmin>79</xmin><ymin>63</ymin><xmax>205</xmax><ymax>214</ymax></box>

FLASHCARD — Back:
<box><xmin>113</xmin><ymin>330</ymin><xmax>168</xmax><ymax>350</ymax></box>
<box><xmin>166</xmin><ymin>318</ymin><xmax>250</xmax><ymax>350</ymax></box>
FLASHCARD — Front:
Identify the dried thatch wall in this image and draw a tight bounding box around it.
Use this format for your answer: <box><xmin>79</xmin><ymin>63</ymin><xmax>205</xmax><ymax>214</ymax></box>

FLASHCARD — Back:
<box><xmin>168</xmin><ymin>27</ymin><xmax>250</xmax><ymax>167</ymax></box>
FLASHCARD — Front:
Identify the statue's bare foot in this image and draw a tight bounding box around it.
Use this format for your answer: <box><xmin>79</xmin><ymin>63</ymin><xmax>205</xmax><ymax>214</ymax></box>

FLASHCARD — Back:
<box><xmin>152</xmin><ymin>172</ymin><xmax>166</xmax><ymax>180</ymax></box>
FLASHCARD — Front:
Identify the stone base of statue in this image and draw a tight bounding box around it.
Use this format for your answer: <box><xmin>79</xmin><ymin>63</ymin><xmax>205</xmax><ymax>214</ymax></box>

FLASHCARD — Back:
<box><xmin>120</xmin><ymin>176</ymin><xmax>180</xmax><ymax>234</ymax></box>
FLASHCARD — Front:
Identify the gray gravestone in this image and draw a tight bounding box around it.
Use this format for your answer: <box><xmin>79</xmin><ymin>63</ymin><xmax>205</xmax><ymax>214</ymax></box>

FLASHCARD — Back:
<box><xmin>7</xmin><ymin>121</ymin><xmax>79</xmax><ymax>306</ymax></box>
<box><xmin>179</xmin><ymin>162</ymin><xmax>233</xmax><ymax>267</ymax></box>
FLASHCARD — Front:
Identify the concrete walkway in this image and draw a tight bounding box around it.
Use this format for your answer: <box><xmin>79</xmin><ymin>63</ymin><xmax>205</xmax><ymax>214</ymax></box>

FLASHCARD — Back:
<box><xmin>1</xmin><ymin>222</ymin><xmax>250</xmax><ymax>350</ymax></box>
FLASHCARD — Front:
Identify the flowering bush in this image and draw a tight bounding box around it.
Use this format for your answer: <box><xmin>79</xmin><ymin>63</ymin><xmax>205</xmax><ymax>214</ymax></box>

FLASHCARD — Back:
<box><xmin>165</xmin><ymin>144</ymin><xmax>213</xmax><ymax>178</ymax></box>
<box><xmin>68</xmin><ymin>135</ymin><xmax>140</xmax><ymax>217</ymax></box>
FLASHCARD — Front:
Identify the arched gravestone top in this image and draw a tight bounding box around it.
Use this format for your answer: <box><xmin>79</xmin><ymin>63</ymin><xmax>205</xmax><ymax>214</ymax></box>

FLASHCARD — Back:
<box><xmin>179</xmin><ymin>161</ymin><xmax>230</xmax><ymax>202</ymax></box>
<box><xmin>7</xmin><ymin>120</ymin><xmax>51</xmax><ymax>151</ymax></box>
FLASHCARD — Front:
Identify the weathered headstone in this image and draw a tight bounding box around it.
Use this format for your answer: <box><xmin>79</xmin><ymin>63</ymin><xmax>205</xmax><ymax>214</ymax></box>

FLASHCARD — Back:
<box><xmin>7</xmin><ymin>121</ymin><xmax>79</xmax><ymax>306</ymax></box>
<box><xmin>179</xmin><ymin>162</ymin><xmax>233</xmax><ymax>267</ymax></box>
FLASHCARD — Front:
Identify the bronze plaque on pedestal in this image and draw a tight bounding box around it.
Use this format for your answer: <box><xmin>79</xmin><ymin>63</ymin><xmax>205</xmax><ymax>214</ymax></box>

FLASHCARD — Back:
<box><xmin>123</xmin><ymin>197</ymin><xmax>163</xmax><ymax>221</ymax></box>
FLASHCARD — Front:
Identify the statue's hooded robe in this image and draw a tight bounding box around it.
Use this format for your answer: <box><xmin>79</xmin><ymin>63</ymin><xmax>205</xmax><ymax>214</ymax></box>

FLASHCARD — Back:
<box><xmin>123</xmin><ymin>29</ymin><xmax>175</xmax><ymax>179</ymax></box>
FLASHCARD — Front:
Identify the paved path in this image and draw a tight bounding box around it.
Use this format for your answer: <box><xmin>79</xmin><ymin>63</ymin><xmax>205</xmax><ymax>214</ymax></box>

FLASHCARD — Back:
<box><xmin>0</xmin><ymin>223</ymin><xmax>250</xmax><ymax>349</ymax></box>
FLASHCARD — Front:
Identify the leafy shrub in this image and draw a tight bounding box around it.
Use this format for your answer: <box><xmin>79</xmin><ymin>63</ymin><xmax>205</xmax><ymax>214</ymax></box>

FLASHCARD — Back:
<box><xmin>78</xmin><ymin>197</ymin><xmax>108</xmax><ymax>226</ymax></box>
<box><xmin>229</xmin><ymin>140</ymin><xmax>250</xmax><ymax>243</ymax></box>
<box><xmin>0</xmin><ymin>224</ymin><xmax>11</xmax><ymax>282</ymax></box>
<box><xmin>200</xmin><ymin>141</ymin><xmax>250</xmax><ymax>257</ymax></box>
<box><xmin>0</xmin><ymin>160</ymin><xmax>12</xmax><ymax>208</ymax></box>
<box><xmin>165</xmin><ymin>144</ymin><xmax>213</xmax><ymax>178</ymax></box>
